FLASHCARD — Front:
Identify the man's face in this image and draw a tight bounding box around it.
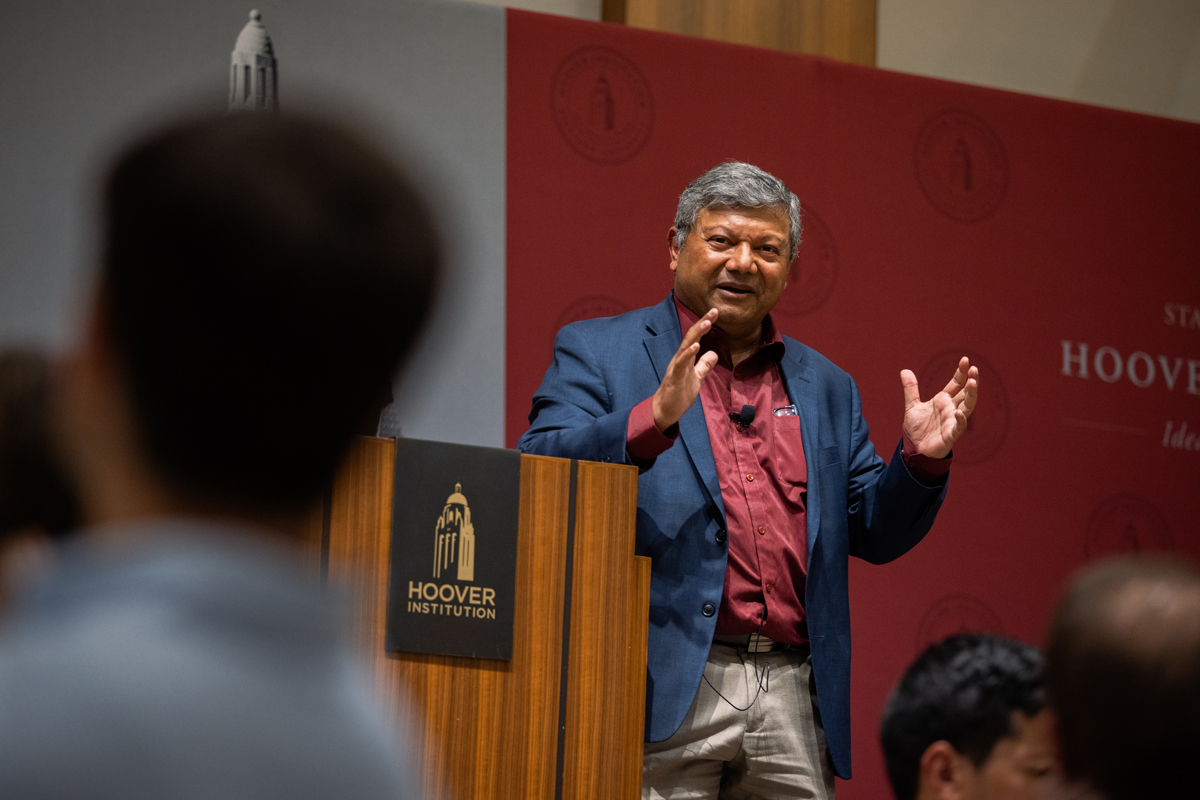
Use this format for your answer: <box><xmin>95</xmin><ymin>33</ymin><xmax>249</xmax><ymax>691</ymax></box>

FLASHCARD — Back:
<box><xmin>963</xmin><ymin>711</ymin><xmax>1058</xmax><ymax>800</ymax></box>
<box><xmin>669</xmin><ymin>206</ymin><xmax>791</xmax><ymax>340</ymax></box>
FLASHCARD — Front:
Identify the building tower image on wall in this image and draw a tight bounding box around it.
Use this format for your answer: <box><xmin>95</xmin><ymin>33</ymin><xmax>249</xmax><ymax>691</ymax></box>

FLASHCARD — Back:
<box><xmin>229</xmin><ymin>9</ymin><xmax>278</xmax><ymax>112</ymax></box>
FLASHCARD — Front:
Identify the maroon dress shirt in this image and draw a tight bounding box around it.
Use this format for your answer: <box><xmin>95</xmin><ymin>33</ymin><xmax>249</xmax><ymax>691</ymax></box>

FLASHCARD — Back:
<box><xmin>626</xmin><ymin>297</ymin><xmax>950</xmax><ymax>645</ymax></box>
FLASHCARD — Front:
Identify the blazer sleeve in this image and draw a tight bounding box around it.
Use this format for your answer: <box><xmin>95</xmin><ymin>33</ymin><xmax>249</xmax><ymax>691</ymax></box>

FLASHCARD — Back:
<box><xmin>844</xmin><ymin>375</ymin><xmax>948</xmax><ymax>565</ymax></box>
<box><xmin>516</xmin><ymin>323</ymin><xmax>637</xmax><ymax>465</ymax></box>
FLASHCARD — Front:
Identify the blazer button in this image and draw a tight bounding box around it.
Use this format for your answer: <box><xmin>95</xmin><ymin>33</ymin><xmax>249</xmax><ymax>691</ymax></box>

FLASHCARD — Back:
<box><xmin>602</xmin><ymin>456</ymin><xmax>611</xmax><ymax>462</ymax></box>
<box><xmin>715</xmin><ymin>529</ymin><xmax>727</xmax><ymax>545</ymax></box>
<box><xmin>701</xmin><ymin>602</ymin><xmax>716</xmax><ymax>617</ymax></box>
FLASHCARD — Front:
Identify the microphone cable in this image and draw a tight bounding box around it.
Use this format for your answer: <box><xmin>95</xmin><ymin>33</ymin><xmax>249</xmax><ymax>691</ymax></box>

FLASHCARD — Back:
<box><xmin>704</xmin><ymin>607</ymin><xmax>772</xmax><ymax>712</ymax></box>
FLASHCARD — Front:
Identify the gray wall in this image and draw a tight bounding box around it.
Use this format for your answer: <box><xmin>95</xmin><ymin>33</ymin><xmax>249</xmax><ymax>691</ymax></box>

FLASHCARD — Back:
<box><xmin>0</xmin><ymin>0</ymin><xmax>507</xmax><ymax>447</ymax></box>
<box><xmin>878</xmin><ymin>0</ymin><xmax>1200</xmax><ymax>124</ymax></box>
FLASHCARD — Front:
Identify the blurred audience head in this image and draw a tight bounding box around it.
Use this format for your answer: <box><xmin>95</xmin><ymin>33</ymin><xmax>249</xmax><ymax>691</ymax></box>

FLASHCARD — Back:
<box><xmin>1045</xmin><ymin>556</ymin><xmax>1200</xmax><ymax>800</ymax></box>
<box><xmin>63</xmin><ymin>109</ymin><xmax>440</xmax><ymax>527</ymax></box>
<box><xmin>880</xmin><ymin>633</ymin><xmax>1053</xmax><ymax>800</ymax></box>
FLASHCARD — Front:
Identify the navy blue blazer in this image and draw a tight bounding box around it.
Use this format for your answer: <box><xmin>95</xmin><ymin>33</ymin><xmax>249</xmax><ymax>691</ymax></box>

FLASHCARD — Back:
<box><xmin>517</xmin><ymin>294</ymin><xmax>948</xmax><ymax>778</ymax></box>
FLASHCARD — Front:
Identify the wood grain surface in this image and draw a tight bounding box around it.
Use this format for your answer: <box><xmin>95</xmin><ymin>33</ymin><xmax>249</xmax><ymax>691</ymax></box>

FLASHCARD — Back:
<box><xmin>561</xmin><ymin>460</ymin><xmax>648</xmax><ymax>800</ymax></box>
<box><xmin>604</xmin><ymin>0</ymin><xmax>877</xmax><ymax>66</ymax></box>
<box><xmin>322</xmin><ymin>439</ymin><xmax>653</xmax><ymax>799</ymax></box>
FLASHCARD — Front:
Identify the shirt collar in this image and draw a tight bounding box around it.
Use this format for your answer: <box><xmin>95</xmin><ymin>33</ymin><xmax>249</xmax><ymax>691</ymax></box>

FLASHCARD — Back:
<box><xmin>672</xmin><ymin>293</ymin><xmax>785</xmax><ymax>373</ymax></box>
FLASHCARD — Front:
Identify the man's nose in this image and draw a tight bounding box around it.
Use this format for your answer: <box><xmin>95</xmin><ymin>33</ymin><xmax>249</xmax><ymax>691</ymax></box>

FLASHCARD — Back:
<box><xmin>728</xmin><ymin>242</ymin><xmax>755</xmax><ymax>272</ymax></box>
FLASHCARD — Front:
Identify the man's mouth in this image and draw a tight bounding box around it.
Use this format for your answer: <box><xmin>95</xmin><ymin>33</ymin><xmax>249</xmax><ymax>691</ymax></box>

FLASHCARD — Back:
<box><xmin>716</xmin><ymin>284</ymin><xmax>754</xmax><ymax>296</ymax></box>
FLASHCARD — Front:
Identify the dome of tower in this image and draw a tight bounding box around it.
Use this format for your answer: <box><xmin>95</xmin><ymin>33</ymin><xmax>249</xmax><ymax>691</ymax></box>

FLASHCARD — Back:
<box><xmin>445</xmin><ymin>483</ymin><xmax>468</xmax><ymax>507</ymax></box>
<box><xmin>234</xmin><ymin>9</ymin><xmax>274</xmax><ymax>58</ymax></box>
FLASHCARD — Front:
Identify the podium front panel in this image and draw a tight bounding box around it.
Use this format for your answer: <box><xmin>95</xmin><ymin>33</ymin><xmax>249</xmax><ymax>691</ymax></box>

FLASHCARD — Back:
<box><xmin>316</xmin><ymin>437</ymin><xmax>649</xmax><ymax>800</ymax></box>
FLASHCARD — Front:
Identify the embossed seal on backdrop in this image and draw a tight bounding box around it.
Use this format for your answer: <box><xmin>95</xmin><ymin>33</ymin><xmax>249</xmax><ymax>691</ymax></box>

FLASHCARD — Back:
<box><xmin>551</xmin><ymin>46</ymin><xmax>654</xmax><ymax>165</ymax></box>
<box><xmin>916</xmin><ymin>593</ymin><xmax>1005</xmax><ymax>654</ymax></box>
<box><xmin>775</xmin><ymin>204</ymin><xmax>839</xmax><ymax>316</ymax></box>
<box><xmin>555</xmin><ymin>295</ymin><xmax>631</xmax><ymax>330</ymax></box>
<box><xmin>918</xmin><ymin>350</ymin><xmax>1007</xmax><ymax>465</ymax></box>
<box><xmin>914</xmin><ymin>109</ymin><xmax>1007</xmax><ymax>222</ymax></box>
<box><xmin>551</xmin><ymin>295</ymin><xmax>631</xmax><ymax>357</ymax></box>
<box><xmin>1086</xmin><ymin>494</ymin><xmax>1173</xmax><ymax>559</ymax></box>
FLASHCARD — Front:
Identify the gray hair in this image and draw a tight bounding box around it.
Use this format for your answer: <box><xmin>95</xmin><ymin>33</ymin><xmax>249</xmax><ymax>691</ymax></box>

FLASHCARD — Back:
<box><xmin>673</xmin><ymin>161</ymin><xmax>801</xmax><ymax>261</ymax></box>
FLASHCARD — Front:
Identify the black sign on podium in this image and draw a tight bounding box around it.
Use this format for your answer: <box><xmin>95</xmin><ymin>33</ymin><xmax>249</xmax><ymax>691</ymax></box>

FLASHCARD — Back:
<box><xmin>385</xmin><ymin>438</ymin><xmax>521</xmax><ymax>660</ymax></box>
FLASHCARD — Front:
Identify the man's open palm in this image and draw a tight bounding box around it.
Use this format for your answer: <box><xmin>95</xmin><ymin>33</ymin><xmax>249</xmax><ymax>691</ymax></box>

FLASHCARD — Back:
<box><xmin>901</xmin><ymin>356</ymin><xmax>979</xmax><ymax>459</ymax></box>
<box><xmin>652</xmin><ymin>309</ymin><xmax>719</xmax><ymax>432</ymax></box>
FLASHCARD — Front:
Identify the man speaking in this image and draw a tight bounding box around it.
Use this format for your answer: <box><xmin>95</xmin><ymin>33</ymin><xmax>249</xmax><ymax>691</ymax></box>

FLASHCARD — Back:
<box><xmin>518</xmin><ymin>162</ymin><xmax>978</xmax><ymax>799</ymax></box>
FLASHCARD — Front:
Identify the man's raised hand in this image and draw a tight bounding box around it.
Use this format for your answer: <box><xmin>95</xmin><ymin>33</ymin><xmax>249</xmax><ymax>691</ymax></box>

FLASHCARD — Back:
<box><xmin>652</xmin><ymin>309</ymin><xmax>719</xmax><ymax>432</ymax></box>
<box><xmin>900</xmin><ymin>356</ymin><xmax>979</xmax><ymax>459</ymax></box>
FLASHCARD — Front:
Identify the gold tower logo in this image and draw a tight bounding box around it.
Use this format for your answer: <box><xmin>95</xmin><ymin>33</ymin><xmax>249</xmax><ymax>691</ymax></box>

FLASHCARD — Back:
<box><xmin>408</xmin><ymin>480</ymin><xmax>496</xmax><ymax>620</ymax></box>
<box><xmin>433</xmin><ymin>483</ymin><xmax>475</xmax><ymax>582</ymax></box>
<box><xmin>388</xmin><ymin>438</ymin><xmax>519</xmax><ymax>657</ymax></box>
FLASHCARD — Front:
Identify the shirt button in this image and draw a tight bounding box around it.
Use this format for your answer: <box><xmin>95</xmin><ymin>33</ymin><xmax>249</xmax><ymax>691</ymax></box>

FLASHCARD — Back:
<box><xmin>746</xmin><ymin>474</ymin><xmax>755</xmax><ymax>482</ymax></box>
<box><xmin>701</xmin><ymin>602</ymin><xmax>716</xmax><ymax>617</ymax></box>
<box><xmin>757</xmin><ymin>525</ymin><xmax>766</xmax><ymax>535</ymax></box>
<box><xmin>715</xmin><ymin>529</ymin><xmax>727</xmax><ymax>545</ymax></box>
<box><xmin>766</xmin><ymin>583</ymin><xmax>773</xmax><ymax>594</ymax></box>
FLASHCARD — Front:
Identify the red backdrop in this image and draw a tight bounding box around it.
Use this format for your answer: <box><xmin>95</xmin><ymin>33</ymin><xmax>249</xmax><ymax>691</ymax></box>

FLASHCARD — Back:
<box><xmin>505</xmin><ymin>10</ymin><xmax>1200</xmax><ymax>796</ymax></box>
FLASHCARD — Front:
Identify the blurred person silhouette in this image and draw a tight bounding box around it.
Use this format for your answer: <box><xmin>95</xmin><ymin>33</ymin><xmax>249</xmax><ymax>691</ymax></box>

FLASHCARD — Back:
<box><xmin>880</xmin><ymin>634</ymin><xmax>1056</xmax><ymax>800</ymax></box>
<box><xmin>1043</xmin><ymin>557</ymin><xmax>1200</xmax><ymax>800</ymax></box>
<box><xmin>0</xmin><ymin>110</ymin><xmax>440</xmax><ymax>799</ymax></box>
<box><xmin>0</xmin><ymin>349</ymin><xmax>80</xmax><ymax>605</ymax></box>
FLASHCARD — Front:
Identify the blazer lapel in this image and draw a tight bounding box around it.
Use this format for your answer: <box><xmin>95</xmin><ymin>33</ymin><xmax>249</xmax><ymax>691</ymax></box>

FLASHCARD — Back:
<box><xmin>780</xmin><ymin>341</ymin><xmax>821</xmax><ymax>564</ymax></box>
<box><xmin>643</xmin><ymin>295</ymin><xmax>726</xmax><ymax>522</ymax></box>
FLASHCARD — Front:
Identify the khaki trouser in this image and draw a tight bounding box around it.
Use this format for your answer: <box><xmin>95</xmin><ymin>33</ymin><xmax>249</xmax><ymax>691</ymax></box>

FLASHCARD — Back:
<box><xmin>643</xmin><ymin>642</ymin><xmax>836</xmax><ymax>800</ymax></box>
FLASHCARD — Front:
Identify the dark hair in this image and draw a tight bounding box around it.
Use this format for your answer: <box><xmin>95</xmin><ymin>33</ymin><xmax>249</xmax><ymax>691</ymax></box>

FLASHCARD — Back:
<box><xmin>879</xmin><ymin>634</ymin><xmax>1045</xmax><ymax>800</ymax></box>
<box><xmin>1046</xmin><ymin>557</ymin><xmax>1200</xmax><ymax>800</ymax></box>
<box><xmin>0</xmin><ymin>350</ymin><xmax>80</xmax><ymax>537</ymax></box>
<box><xmin>102</xmin><ymin>111</ymin><xmax>440</xmax><ymax>510</ymax></box>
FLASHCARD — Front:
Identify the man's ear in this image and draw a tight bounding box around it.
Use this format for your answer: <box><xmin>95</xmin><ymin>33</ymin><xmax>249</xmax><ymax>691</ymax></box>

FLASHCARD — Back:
<box><xmin>62</xmin><ymin>284</ymin><xmax>117</xmax><ymax>414</ymax></box>
<box><xmin>54</xmin><ymin>282</ymin><xmax>134</xmax><ymax>529</ymax></box>
<box><xmin>919</xmin><ymin>740</ymin><xmax>972</xmax><ymax>800</ymax></box>
<box><xmin>667</xmin><ymin>227</ymin><xmax>680</xmax><ymax>273</ymax></box>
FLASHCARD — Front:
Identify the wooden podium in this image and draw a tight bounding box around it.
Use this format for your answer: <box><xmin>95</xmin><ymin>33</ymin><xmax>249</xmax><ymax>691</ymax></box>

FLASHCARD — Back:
<box><xmin>306</xmin><ymin>436</ymin><xmax>651</xmax><ymax>800</ymax></box>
